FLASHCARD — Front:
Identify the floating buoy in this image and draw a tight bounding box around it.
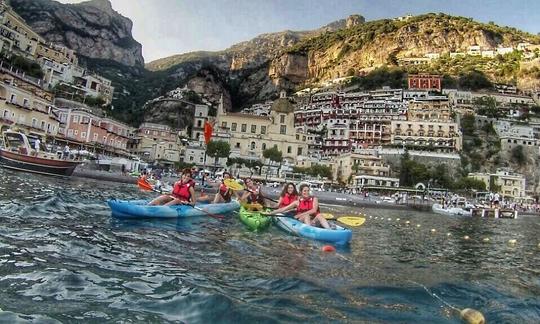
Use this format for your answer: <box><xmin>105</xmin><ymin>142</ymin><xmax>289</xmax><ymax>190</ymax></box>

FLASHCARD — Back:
<box><xmin>483</xmin><ymin>238</ymin><xmax>490</xmax><ymax>242</ymax></box>
<box><xmin>416</xmin><ymin>224</ymin><xmax>421</xmax><ymax>228</ymax></box>
<box><xmin>508</xmin><ymin>239</ymin><xmax>517</xmax><ymax>245</ymax></box>
<box><xmin>464</xmin><ymin>235</ymin><xmax>470</xmax><ymax>240</ymax></box>
<box><xmin>460</xmin><ymin>308</ymin><xmax>485</xmax><ymax>324</ymax></box>
<box><xmin>447</xmin><ymin>233</ymin><xmax>452</xmax><ymax>237</ymax></box>
<box><xmin>431</xmin><ymin>229</ymin><xmax>436</xmax><ymax>233</ymax></box>
<box><xmin>322</xmin><ymin>245</ymin><xmax>336</xmax><ymax>252</ymax></box>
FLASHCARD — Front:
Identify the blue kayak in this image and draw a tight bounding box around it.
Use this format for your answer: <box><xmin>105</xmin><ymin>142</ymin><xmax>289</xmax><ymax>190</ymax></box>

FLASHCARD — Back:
<box><xmin>107</xmin><ymin>199</ymin><xmax>240</xmax><ymax>219</ymax></box>
<box><xmin>274</xmin><ymin>216</ymin><xmax>352</xmax><ymax>245</ymax></box>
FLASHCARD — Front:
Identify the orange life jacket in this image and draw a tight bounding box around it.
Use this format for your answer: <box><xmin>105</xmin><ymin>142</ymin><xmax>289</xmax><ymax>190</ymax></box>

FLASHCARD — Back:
<box><xmin>279</xmin><ymin>193</ymin><xmax>298</xmax><ymax>208</ymax></box>
<box><xmin>172</xmin><ymin>179</ymin><xmax>195</xmax><ymax>201</ymax></box>
<box><xmin>297</xmin><ymin>197</ymin><xmax>320</xmax><ymax>216</ymax></box>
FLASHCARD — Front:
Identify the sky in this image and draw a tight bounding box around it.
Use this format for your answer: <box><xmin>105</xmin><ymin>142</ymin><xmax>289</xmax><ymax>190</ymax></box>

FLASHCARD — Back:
<box><xmin>57</xmin><ymin>0</ymin><xmax>540</xmax><ymax>63</ymax></box>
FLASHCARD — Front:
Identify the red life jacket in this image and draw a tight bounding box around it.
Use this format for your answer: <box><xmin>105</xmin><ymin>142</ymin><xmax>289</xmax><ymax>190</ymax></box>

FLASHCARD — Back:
<box><xmin>279</xmin><ymin>193</ymin><xmax>298</xmax><ymax>208</ymax></box>
<box><xmin>247</xmin><ymin>186</ymin><xmax>264</xmax><ymax>205</ymax></box>
<box><xmin>172</xmin><ymin>179</ymin><xmax>195</xmax><ymax>201</ymax></box>
<box><xmin>219</xmin><ymin>183</ymin><xmax>232</xmax><ymax>202</ymax></box>
<box><xmin>297</xmin><ymin>197</ymin><xmax>320</xmax><ymax>216</ymax></box>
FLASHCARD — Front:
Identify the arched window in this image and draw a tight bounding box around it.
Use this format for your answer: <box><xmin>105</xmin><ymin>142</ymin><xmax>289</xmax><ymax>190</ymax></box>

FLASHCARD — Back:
<box><xmin>250</xmin><ymin>142</ymin><xmax>256</xmax><ymax>150</ymax></box>
<box><xmin>262</xmin><ymin>143</ymin><xmax>266</xmax><ymax>150</ymax></box>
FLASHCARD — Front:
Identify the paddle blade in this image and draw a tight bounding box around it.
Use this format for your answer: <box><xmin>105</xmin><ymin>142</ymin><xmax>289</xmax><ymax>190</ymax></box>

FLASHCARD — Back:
<box><xmin>241</xmin><ymin>202</ymin><xmax>264</xmax><ymax>211</ymax></box>
<box><xmin>320</xmin><ymin>213</ymin><xmax>334</xmax><ymax>219</ymax></box>
<box><xmin>137</xmin><ymin>180</ymin><xmax>153</xmax><ymax>191</ymax></box>
<box><xmin>224</xmin><ymin>179</ymin><xmax>244</xmax><ymax>191</ymax></box>
<box><xmin>338</xmin><ymin>217</ymin><xmax>366</xmax><ymax>227</ymax></box>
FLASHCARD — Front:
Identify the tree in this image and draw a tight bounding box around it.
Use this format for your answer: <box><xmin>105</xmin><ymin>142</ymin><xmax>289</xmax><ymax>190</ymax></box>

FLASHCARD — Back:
<box><xmin>511</xmin><ymin>145</ymin><xmax>526</xmax><ymax>165</ymax></box>
<box><xmin>460</xmin><ymin>114</ymin><xmax>476</xmax><ymax>136</ymax></box>
<box><xmin>206</xmin><ymin>141</ymin><xmax>231</xmax><ymax>171</ymax></box>
<box><xmin>263</xmin><ymin>146</ymin><xmax>283</xmax><ymax>177</ymax></box>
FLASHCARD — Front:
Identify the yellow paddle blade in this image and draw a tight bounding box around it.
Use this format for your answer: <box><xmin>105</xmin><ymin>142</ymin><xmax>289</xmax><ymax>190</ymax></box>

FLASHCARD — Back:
<box><xmin>224</xmin><ymin>179</ymin><xmax>244</xmax><ymax>191</ymax></box>
<box><xmin>241</xmin><ymin>202</ymin><xmax>264</xmax><ymax>211</ymax></box>
<box><xmin>338</xmin><ymin>217</ymin><xmax>366</xmax><ymax>227</ymax></box>
<box><xmin>320</xmin><ymin>213</ymin><xmax>334</xmax><ymax>219</ymax></box>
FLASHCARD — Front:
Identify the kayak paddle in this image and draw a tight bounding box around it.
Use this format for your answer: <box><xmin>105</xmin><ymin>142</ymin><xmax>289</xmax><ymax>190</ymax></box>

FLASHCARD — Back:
<box><xmin>337</xmin><ymin>217</ymin><xmax>366</xmax><ymax>227</ymax></box>
<box><xmin>223</xmin><ymin>179</ymin><xmax>244</xmax><ymax>191</ymax></box>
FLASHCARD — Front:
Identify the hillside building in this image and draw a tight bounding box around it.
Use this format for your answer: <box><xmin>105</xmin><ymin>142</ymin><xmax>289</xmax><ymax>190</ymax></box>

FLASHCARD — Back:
<box><xmin>408</xmin><ymin>74</ymin><xmax>442</xmax><ymax>92</ymax></box>
<box><xmin>0</xmin><ymin>2</ymin><xmax>44</xmax><ymax>58</ymax></box>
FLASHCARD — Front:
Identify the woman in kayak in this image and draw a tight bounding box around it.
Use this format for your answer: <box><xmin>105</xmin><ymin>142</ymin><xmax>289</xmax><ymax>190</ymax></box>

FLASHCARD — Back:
<box><xmin>240</xmin><ymin>178</ymin><xmax>265</xmax><ymax>206</ymax></box>
<box><xmin>148</xmin><ymin>169</ymin><xmax>196</xmax><ymax>206</ymax></box>
<box><xmin>213</xmin><ymin>171</ymin><xmax>238</xmax><ymax>203</ymax></box>
<box><xmin>268</xmin><ymin>184</ymin><xmax>331</xmax><ymax>229</ymax></box>
<box><xmin>276</xmin><ymin>182</ymin><xmax>298</xmax><ymax>208</ymax></box>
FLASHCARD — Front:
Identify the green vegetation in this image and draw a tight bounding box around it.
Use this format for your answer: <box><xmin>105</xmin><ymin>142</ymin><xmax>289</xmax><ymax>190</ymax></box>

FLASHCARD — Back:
<box><xmin>226</xmin><ymin>157</ymin><xmax>264</xmax><ymax>176</ymax></box>
<box><xmin>292</xmin><ymin>165</ymin><xmax>333</xmax><ymax>180</ymax></box>
<box><xmin>348</xmin><ymin>66</ymin><xmax>407</xmax><ymax>89</ymax></box>
<box><xmin>460</xmin><ymin>114</ymin><xmax>476</xmax><ymax>136</ymax></box>
<box><xmin>511</xmin><ymin>145</ymin><xmax>526</xmax><ymax>165</ymax></box>
<box><xmin>0</xmin><ymin>53</ymin><xmax>43</xmax><ymax>78</ymax></box>
<box><xmin>206</xmin><ymin>141</ymin><xmax>231</xmax><ymax>168</ymax></box>
<box><xmin>399</xmin><ymin>151</ymin><xmax>485</xmax><ymax>191</ymax></box>
<box><xmin>263</xmin><ymin>147</ymin><xmax>284</xmax><ymax>176</ymax></box>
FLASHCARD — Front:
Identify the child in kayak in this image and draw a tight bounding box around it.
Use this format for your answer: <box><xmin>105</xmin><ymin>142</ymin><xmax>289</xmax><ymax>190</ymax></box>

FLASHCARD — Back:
<box><xmin>276</xmin><ymin>182</ymin><xmax>298</xmax><ymax>208</ymax></box>
<box><xmin>240</xmin><ymin>178</ymin><xmax>265</xmax><ymax>206</ymax></box>
<box><xmin>268</xmin><ymin>184</ymin><xmax>331</xmax><ymax>229</ymax></box>
<box><xmin>213</xmin><ymin>171</ymin><xmax>238</xmax><ymax>203</ymax></box>
<box><xmin>148</xmin><ymin>169</ymin><xmax>196</xmax><ymax>206</ymax></box>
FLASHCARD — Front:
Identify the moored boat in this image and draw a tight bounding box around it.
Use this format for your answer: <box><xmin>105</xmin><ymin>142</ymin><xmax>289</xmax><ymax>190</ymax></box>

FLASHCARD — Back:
<box><xmin>238</xmin><ymin>205</ymin><xmax>272</xmax><ymax>232</ymax></box>
<box><xmin>432</xmin><ymin>203</ymin><xmax>473</xmax><ymax>216</ymax></box>
<box><xmin>273</xmin><ymin>216</ymin><xmax>352</xmax><ymax>245</ymax></box>
<box><xmin>107</xmin><ymin>199</ymin><xmax>240</xmax><ymax>219</ymax></box>
<box><xmin>0</xmin><ymin>130</ymin><xmax>81</xmax><ymax>176</ymax></box>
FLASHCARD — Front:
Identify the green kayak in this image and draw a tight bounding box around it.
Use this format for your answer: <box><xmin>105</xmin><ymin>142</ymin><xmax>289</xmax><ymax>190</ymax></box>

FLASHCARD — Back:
<box><xmin>239</xmin><ymin>205</ymin><xmax>272</xmax><ymax>232</ymax></box>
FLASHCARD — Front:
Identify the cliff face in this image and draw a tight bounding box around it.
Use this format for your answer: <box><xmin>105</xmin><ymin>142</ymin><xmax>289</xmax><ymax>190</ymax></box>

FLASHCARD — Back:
<box><xmin>9</xmin><ymin>0</ymin><xmax>144</xmax><ymax>67</ymax></box>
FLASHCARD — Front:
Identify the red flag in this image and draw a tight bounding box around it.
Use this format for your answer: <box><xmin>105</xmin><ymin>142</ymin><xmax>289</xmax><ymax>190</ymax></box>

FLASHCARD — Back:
<box><xmin>204</xmin><ymin>121</ymin><xmax>213</xmax><ymax>144</ymax></box>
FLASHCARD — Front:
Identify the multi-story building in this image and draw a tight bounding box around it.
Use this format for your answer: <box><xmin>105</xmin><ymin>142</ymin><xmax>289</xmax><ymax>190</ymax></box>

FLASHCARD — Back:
<box><xmin>0</xmin><ymin>2</ymin><xmax>44</xmax><ymax>58</ymax></box>
<box><xmin>0</xmin><ymin>71</ymin><xmax>59</xmax><ymax>137</ymax></box>
<box><xmin>72</xmin><ymin>74</ymin><xmax>114</xmax><ymax>104</ymax></box>
<box><xmin>36</xmin><ymin>43</ymin><xmax>78</xmax><ymax>66</ymax></box>
<box><xmin>407</xmin><ymin>99</ymin><xmax>452</xmax><ymax>122</ymax></box>
<box><xmin>192</xmin><ymin>104</ymin><xmax>209</xmax><ymax>141</ymax></box>
<box><xmin>217</xmin><ymin>94</ymin><xmax>308</xmax><ymax>164</ymax></box>
<box><xmin>332</xmin><ymin>150</ymin><xmax>392</xmax><ymax>184</ymax></box>
<box><xmin>408</xmin><ymin>74</ymin><xmax>442</xmax><ymax>92</ymax></box>
<box><xmin>129</xmin><ymin>122</ymin><xmax>182</xmax><ymax>165</ymax></box>
<box><xmin>390</xmin><ymin>120</ymin><xmax>462</xmax><ymax>152</ymax></box>
<box><xmin>55</xmin><ymin>98</ymin><xmax>132</xmax><ymax>156</ymax></box>
<box><xmin>468</xmin><ymin>169</ymin><xmax>526</xmax><ymax>199</ymax></box>
<box><xmin>183</xmin><ymin>143</ymin><xmax>227</xmax><ymax>169</ymax></box>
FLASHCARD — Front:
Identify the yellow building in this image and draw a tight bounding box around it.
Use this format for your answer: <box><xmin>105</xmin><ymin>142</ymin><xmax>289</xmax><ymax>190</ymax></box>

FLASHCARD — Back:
<box><xmin>0</xmin><ymin>70</ymin><xmax>59</xmax><ymax>137</ymax></box>
<box><xmin>0</xmin><ymin>2</ymin><xmax>44</xmax><ymax>58</ymax></box>
<box><xmin>129</xmin><ymin>122</ymin><xmax>182</xmax><ymax>166</ymax></box>
<box><xmin>36</xmin><ymin>43</ymin><xmax>78</xmax><ymax>66</ymax></box>
<box><xmin>332</xmin><ymin>151</ymin><xmax>391</xmax><ymax>183</ymax></box>
<box><xmin>407</xmin><ymin>99</ymin><xmax>451</xmax><ymax>122</ymax></box>
<box><xmin>468</xmin><ymin>170</ymin><xmax>526</xmax><ymax>199</ymax></box>
<box><xmin>391</xmin><ymin>120</ymin><xmax>462</xmax><ymax>152</ymax></box>
<box><xmin>217</xmin><ymin>95</ymin><xmax>308</xmax><ymax>163</ymax></box>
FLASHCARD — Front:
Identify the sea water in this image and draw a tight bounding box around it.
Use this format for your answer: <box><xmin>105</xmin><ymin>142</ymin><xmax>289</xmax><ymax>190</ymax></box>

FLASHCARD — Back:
<box><xmin>0</xmin><ymin>169</ymin><xmax>538</xmax><ymax>323</ymax></box>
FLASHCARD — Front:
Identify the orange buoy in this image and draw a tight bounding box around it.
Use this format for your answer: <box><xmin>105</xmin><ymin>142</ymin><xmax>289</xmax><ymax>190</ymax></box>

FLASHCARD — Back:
<box><xmin>322</xmin><ymin>245</ymin><xmax>336</xmax><ymax>252</ymax></box>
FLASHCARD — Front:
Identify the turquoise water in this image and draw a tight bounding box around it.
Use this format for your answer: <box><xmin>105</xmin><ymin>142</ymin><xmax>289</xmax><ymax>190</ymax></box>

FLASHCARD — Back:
<box><xmin>0</xmin><ymin>169</ymin><xmax>539</xmax><ymax>323</ymax></box>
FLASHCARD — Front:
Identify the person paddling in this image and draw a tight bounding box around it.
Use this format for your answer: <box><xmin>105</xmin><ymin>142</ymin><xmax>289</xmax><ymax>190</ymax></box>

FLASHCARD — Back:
<box><xmin>277</xmin><ymin>182</ymin><xmax>298</xmax><ymax>208</ymax></box>
<box><xmin>240</xmin><ymin>178</ymin><xmax>265</xmax><ymax>206</ymax></box>
<box><xmin>148</xmin><ymin>168</ymin><xmax>196</xmax><ymax>206</ymax></box>
<box><xmin>213</xmin><ymin>171</ymin><xmax>238</xmax><ymax>203</ymax></box>
<box><xmin>268</xmin><ymin>184</ymin><xmax>331</xmax><ymax>229</ymax></box>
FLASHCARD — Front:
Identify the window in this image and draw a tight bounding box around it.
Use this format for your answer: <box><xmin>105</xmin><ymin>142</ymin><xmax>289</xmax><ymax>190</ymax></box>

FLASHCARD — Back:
<box><xmin>145</xmin><ymin>130</ymin><xmax>150</xmax><ymax>134</ymax></box>
<box><xmin>241</xmin><ymin>124</ymin><xmax>247</xmax><ymax>132</ymax></box>
<box><xmin>22</xmin><ymin>98</ymin><xmax>29</xmax><ymax>107</ymax></box>
<box><xmin>68</xmin><ymin>129</ymin><xmax>73</xmax><ymax>136</ymax></box>
<box><xmin>231</xmin><ymin>123</ymin><xmax>237</xmax><ymax>131</ymax></box>
<box><xmin>41</xmin><ymin>121</ymin><xmax>46</xmax><ymax>130</ymax></box>
<box><xmin>250</xmin><ymin>142</ymin><xmax>256</xmax><ymax>150</ymax></box>
<box><xmin>73</xmin><ymin>116</ymin><xmax>79</xmax><ymax>123</ymax></box>
<box><xmin>297</xmin><ymin>147</ymin><xmax>303</xmax><ymax>155</ymax></box>
<box><xmin>189</xmin><ymin>156</ymin><xmax>194</xmax><ymax>161</ymax></box>
<box><xmin>197</xmin><ymin>120</ymin><xmax>202</xmax><ymax>127</ymax></box>
<box><xmin>280</xmin><ymin>125</ymin><xmax>286</xmax><ymax>134</ymax></box>
<box><xmin>81</xmin><ymin>132</ymin><xmax>86</xmax><ymax>138</ymax></box>
<box><xmin>280</xmin><ymin>115</ymin><xmax>285</xmax><ymax>123</ymax></box>
<box><xmin>287</xmin><ymin>146</ymin><xmax>292</xmax><ymax>154</ymax></box>
<box><xmin>222</xmin><ymin>122</ymin><xmax>227</xmax><ymax>128</ymax></box>
<box><xmin>74</xmin><ymin>130</ymin><xmax>78</xmax><ymax>135</ymax></box>
<box><xmin>93</xmin><ymin>133</ymin><xmax>99</xmax><ymax>141</ymax></box>
<box><xmin>251</xmin><ymin>125</ymin><xmax>256</xmax><ymax>133</ymax></box>
<box><xmin>261</xmin><ymin>126</ymin><xmax>266</xmax><ymax>134</ymax></box>
<box><xmin>235</xmin><ymin>142</ymin><xmax>240</xmax><ymax>148</ymax></box>
<box><xmin>262</xmin><ymin>143</ymin><xmax>266</xmax><ymax>150</ymax></box>
<box><xmin>9</xmin><ymin>94</ymin><xmax>16</xmax><ymax>103</ymax></box>
<box><xmin>296</xmin><ymin>134</ymin><xmax>299</xmax><ymax>140</ymax></box>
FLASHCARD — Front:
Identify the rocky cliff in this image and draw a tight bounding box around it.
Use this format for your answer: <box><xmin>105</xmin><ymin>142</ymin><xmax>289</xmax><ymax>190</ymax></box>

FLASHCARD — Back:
<box><xmin>9</xmin><ymin>0</ymin><xmax>144</xmax><ymax>67</ymax></box>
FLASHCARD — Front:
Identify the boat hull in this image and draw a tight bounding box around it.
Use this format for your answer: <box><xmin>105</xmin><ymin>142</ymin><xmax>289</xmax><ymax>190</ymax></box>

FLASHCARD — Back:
<box><xmin>432</xmin><ymin>203</ymin><xmax>472</xmax><ymax>216</ymax></box>
<box><xmin>107</xmin><ymin>199</ymin><xmax>240</xmax><ymax>219</ymax></box>
<box><xmin>274</xmin><ymin>216</ymin><xmax>352</xmax><ymax>245</ymax></box>
<box><xmin>0</xmin><ymin>149</ymin><xmax>80</xmax><ymax>176</ymax></box>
